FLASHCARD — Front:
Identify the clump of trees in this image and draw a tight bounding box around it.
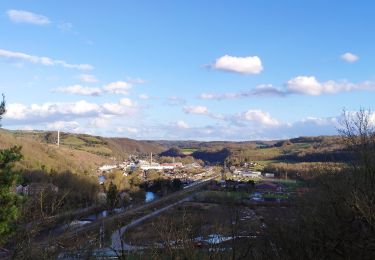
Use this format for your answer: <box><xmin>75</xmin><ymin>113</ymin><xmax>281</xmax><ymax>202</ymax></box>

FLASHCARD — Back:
<box><xmin>267</xmin><ymin>109</ymin><xmax>375</xmax><ymax>259</ymax></box>
<box><xmin>192</xmin><ymin>148</ymin><xmax>231</xmax><ymax>164</ymax></box>
<box><xmin>159</xmin><ymin>147</ymin><xmax>185</xmax><ymax>157</ymax></box>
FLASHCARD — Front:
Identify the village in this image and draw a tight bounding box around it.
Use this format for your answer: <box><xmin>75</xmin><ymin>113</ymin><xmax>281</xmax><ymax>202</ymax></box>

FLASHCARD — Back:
<box><xmin>97</xmin><ymin>153</ymin><xmax>209</xmax><ymax>185</ymax></box>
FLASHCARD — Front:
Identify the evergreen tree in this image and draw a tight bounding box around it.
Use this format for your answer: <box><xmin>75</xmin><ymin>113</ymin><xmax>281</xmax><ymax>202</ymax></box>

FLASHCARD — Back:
<box><xmin>106</xmin><ymin>181</ymin><xmax>118</xmax><ymax>211</ymax></box>
<box><xmin>0</xmin><ymin>95</ymin><xmax>23</xmax><ymax>245</ymax></box>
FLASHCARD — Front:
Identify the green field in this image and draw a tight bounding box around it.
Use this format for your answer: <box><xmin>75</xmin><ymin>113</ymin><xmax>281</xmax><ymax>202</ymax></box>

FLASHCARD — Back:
<box><xmin>194</xmin><ymin>190</ymin><xmax>249</xmax><ymax>204</ymax></box>
<box><xmin>181</xmin><ymin>148</ymin><xmax>198</xmax><ymax>155</ymax></box>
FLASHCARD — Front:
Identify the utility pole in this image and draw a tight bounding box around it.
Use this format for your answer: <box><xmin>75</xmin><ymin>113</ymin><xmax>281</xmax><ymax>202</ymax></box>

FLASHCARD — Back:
<box><xmin>150</xmin><ymin>152</ymin><xmax>153</xmax><ymax>165</ymax></box>
<box><xmin>57</xmin><ymin>130</ymin><xmax>60</xmax><ymax>147</ymax></box>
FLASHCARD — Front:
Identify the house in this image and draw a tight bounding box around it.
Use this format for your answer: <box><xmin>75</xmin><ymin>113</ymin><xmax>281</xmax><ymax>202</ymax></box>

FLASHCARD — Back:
<box><xmin>237</xmin><ymin>170</ymin><xmax>262</xmax><ymax>178</ymax></box>
<box><xmin>185</xmin><ymin>163</ymin><xmax>201</xmax><ymax>169</ymax></box>
<box><xmin>99</xmin><ymin>164</ymin><xmax>117</xmax><ymax>172</ymax></box>
<box><xmin>161</xmin><ymin>162</ymin><xmax>184</xmax><ymax>168</ymax></box>
<box><xmin>14</xmin><ymin>184</ymin><xmax>24</xmax><ymax>194</ymax></box>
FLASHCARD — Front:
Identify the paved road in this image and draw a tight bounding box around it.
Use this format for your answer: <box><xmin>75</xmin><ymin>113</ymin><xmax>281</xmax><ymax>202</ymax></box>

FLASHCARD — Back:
<box><xmin>54</xmin><ymin>174</ymin><xmax>219</xmax><ymax>244</ymax></box>
<box><xmin>111</xmin><ymin>196</ymin><xmax>191</xmax><ymax>250</ymax></box>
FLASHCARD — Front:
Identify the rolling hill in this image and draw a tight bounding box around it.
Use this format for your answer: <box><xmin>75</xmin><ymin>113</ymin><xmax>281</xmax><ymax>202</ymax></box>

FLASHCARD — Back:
<box><xmin>0</xmin><ymin>129</ymin><xmax>166</xmax><ymax>174</ymax></box>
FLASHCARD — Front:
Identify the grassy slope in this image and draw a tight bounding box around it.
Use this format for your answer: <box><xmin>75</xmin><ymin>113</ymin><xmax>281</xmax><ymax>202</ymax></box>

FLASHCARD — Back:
<box><xmin>0</xmin><ymin>129</ymin><xmax>166</xmax><ymax>174</ymax></box>
<box><xmin>0</xmin><ymin>129</ymin><xmax>110</xmax><ymax>174</ymax></box>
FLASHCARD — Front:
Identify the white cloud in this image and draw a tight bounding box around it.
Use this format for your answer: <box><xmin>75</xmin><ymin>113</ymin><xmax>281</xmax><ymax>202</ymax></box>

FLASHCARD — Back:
<box><xmin>341</xmin><ymin>52</ymin><xmax>359</xmax><ymax>63</ymax></box>
<box><xmin>90</xmin><ymin>117</ymin><xmax>110</xmax><ymax>128</ymax></box>
<box><xmin>167</xmin><ymin>96</ymin><xmax>186</xmax><ymax>106</ymax></box>
<box><xmin>5</xmin><ymin>103</ymin><xmax>28</xmax><ymax>120</ymax></box>
<box><xmin>79</xmin><ymin>74</ymin><xmax>98</xmax><ymax>83</ymax></box>
<box><xmin>102</xmin><ymin>99</ymin><xmax>138</xmax><ymax>116</ymax></box>
<box><xmin>211</xmin><ymin>55</ymin><xmax>263</xmax><ymax>74</ymax></box>
<box><xmin>46</xmin><ymin>121</ymin><xmax>80</xmax><ymax>131</ymax></box>
<box><xmin>4</xmin><ymin>98</ymin><xmax>139</xmax><ymax>125</ymax></box>
<box><xmin>199</xmin><ymin>77</ymin><xmax>375</xmax><ymax>100</ymax></box>
<box><xmin>58</xmin><ymin>22</ymin><xmax>73</xmax><ymax>32</ymax></box>
<box><xmin>7</xmin><ymin>9</ymin><xmax>50</xmax><ymax>25</ymax></box>
<box><xmin>119</xmin><ymin>98</ymin><xmax>134</xmax><ymax>107</ymax></box>
<box><xmin>54</xmin><ymin>85</ymin><xmax>102</xmax><ymax>96</ymax></box>
<box><xmin>286</xmin><ymin>76</ymin><xmax>324</xmax><ymax>96</ymax></box>
<box><xmin>286</xmin><ymin>76</ymin><xmax>375</xmax><ymax>95</ymax></box>
<box><xmin>239</xmin><ymin>109</ymin><xmax>280</xmax><ymax>126</ymax></box>
<box><xmin>184</xmin><ymin>105</ymin><xmax>209</xmax><ymax>115</ymax></box>
<box><xmin>0</xmin><ymin>49</ymin><xmax>93</xmax><ymax>70</ymax></box>
<box><xmin>199</xmin><ymin>93</ymin><xmax>215</xmax><ymax>99</ymax></box>
<box><xmin>183</xmin><ymin>105</ymin><xmax>224</xmax><ymax>121</ymax></box>
<box><xmin>126</xmin><ymin>77</ymin><xmax>146</xmax><ymax>84</ymax></box>
<box><xmin>138</xmin><ymin>94</ymin><xmax>149</xmax><ymax>100</ymax></box>
<box><xmin>176</xmin><ymin>120</ymin><xmax>189</xmax><ymax>129</ymax></box>
<box><xmin>103</xmin><ymin>81</ymin><xmax>132</xmax><ymax>95</ymax></box>
<box><xmin>199</xmin><ymin>84</ymin><xmax>286</xmax><ymax>100</ymax></box>
<box><xmin>53</xmin><ymin>81</ymin><xmax>137</xmax><ymax>97</ymax></box>
<box><xmin>117</xmin><ymin>127</ymin><xmax>138</xmax><ymax>134</ymax></box>
<box><xmin>5</xmin><ymin>100</ymin><xmax>100</xmax><ymax>121</ymax></box>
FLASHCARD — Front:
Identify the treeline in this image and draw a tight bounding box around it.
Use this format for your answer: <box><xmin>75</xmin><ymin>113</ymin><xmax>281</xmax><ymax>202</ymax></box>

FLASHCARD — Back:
<box><xmin>192</xmin><ymin>148</ymin><xmax>231</xmax><ymax>164</ymax></box>
<box><xmin>20</xmin><ymin>169</ymin><xmax>100</xmax><ymax>215</ymax></box>
<box><xmin>263</xmin><ymin>162</ymin><xmax>344</xmax><ymax>179</ymax></box>
<box><xmin>274</xmin><ymin>149</ymin><xmax>353</xmax><ymax>163</ymax></box>
<box><xmin>142</xmin><ymin>178</ymin><xmax>183</xmax><ymax>194</ymax></box>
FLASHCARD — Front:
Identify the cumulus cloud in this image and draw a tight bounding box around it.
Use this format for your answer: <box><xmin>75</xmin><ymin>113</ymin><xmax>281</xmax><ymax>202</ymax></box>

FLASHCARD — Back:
<box><xmin>138</xmin><ymin>94</ymin><xmax>149</xmax><ymax>100</ymax></box>
<box><xmin>7</xmin><ymin>9</ymin><xmax>50</xmax><ymax>25</ymax></box>
<box><xmin>116</xmin><ymin>127</ymin><xmax>139</xmax><ymax>134</ymax></box>
<box><xmin>4</xmin><ymin>98</ymin><xmax>139</xmax><ymax>125</ymax></box>
<box><xmin>90</xmin><ymin>116</ymin><xmax>110</xmax><ymax>128</ymax></box>
<box><xmin>54</xmin><ymin>81</ymin><xmax>134</xmax><ymax>96</ymax></box>
<box><xmin>0</xmin><ymin>49</ymin><xmax>93</xmax><ymax>70</ymax></box>
<box><xmin>103</xmin><ymin>81</ymin><xmax>132</xmax><ymax>95</ymax></box>
<box><xmin>285</xmin><ymin>76</ymin><xmax>375</xmax><ymax>95</ymax></box>
<box><xmin>236</xmin><ymin>109</ymin><xmax>280</xmax><ymax>126</ymax></box>
<box><xmin>119</xmin><ymin>98</ymin><xmax>134</xmax><ymax>107</ymax></box>
<box><xmin>341</xmin><ymin>52</ymin><xmax>359</xmax><ymax>63</ymax></box>
<box><xmin>286</xmin><ymin>76</ymin><xmax>324</xmax><ymax>95</ymax></box>
<box><xmin>46</xmin><ymin>121</ymin><xmax>80</xmax><ymax>131</ymax></box>
<box><xmin>57</xmin><ymin>22</ymin><xmax>73</xmax><ymax>32</ymax></box>
<box><xmin>211</xmin><ymin>55</ymin><xmax>263</xmax><ymax>74</ymax></box>
<box><xmin>176</xmin><ymin>120</ymin><xmax>189</xmax><ymax>129</ymax></box>
<box><xmin>184</xmin><ymin>105</ymin><xmax>209</xmax><ymax>115</ymax></box>
<box><xmin>102</xmin><ymin>99</ymin><xmax>138</xmax><ymax>116</ymax></box>
<box><xmin>183</xmin><ymin>105</ymin><xmax>224</xmax><ymax>121</ymax></box>
<box><xmin>200</xmin><ymin>77</ymin><xmax>375</xmax><ymax>100</ymax></box>
<box><xmin>5</xmin><ymin>100</ymin><xmax>100</xmax><ymax>122</ymax></box>
<box><xmin>53</xmin><ymin>85</ymin><xmax>102</xmax><ymax>96</ymax></box>
<box><xmin>199</xmin><ymin>84</ymin><xmax>286</xmax><ymax>100</ymax></box>
<box><xmin>167</xmin><ymin>96</ymin><xmax>186</xmax><ymax>106</ymax></box>
<box><xmin>126</xmin><ymin>77</ymin><xmax>146</xmax><ymax>84</ymax></box>
<box><xmin>79</xmin><ymin>74</ymin><xmax>98</xmax><ymax>83</ymax></box>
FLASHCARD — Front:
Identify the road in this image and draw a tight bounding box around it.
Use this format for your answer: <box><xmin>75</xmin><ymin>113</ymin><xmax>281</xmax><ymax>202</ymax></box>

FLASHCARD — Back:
<box><xmin>53</xmin><ymin>174</ymin><xmax>219</xmax><ymax>245</ymax></box>
<box><xmin>111</xmin><ymin>196</ymin><xmax>191</xmax><ymax>250</ymax></box>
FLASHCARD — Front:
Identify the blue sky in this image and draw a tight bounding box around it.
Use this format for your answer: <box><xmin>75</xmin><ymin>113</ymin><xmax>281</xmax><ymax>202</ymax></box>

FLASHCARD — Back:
<box><xmin>0</xmin><ymin>1</ymin><xmax>374</xmax><ymax>140</ymax></box>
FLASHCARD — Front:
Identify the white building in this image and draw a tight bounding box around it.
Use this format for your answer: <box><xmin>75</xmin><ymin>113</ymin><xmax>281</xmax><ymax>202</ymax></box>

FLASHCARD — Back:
<box><xmin>99</xmin><ymin>164</ymin><xmax>117</xmax><ymax>172</ymax></box>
